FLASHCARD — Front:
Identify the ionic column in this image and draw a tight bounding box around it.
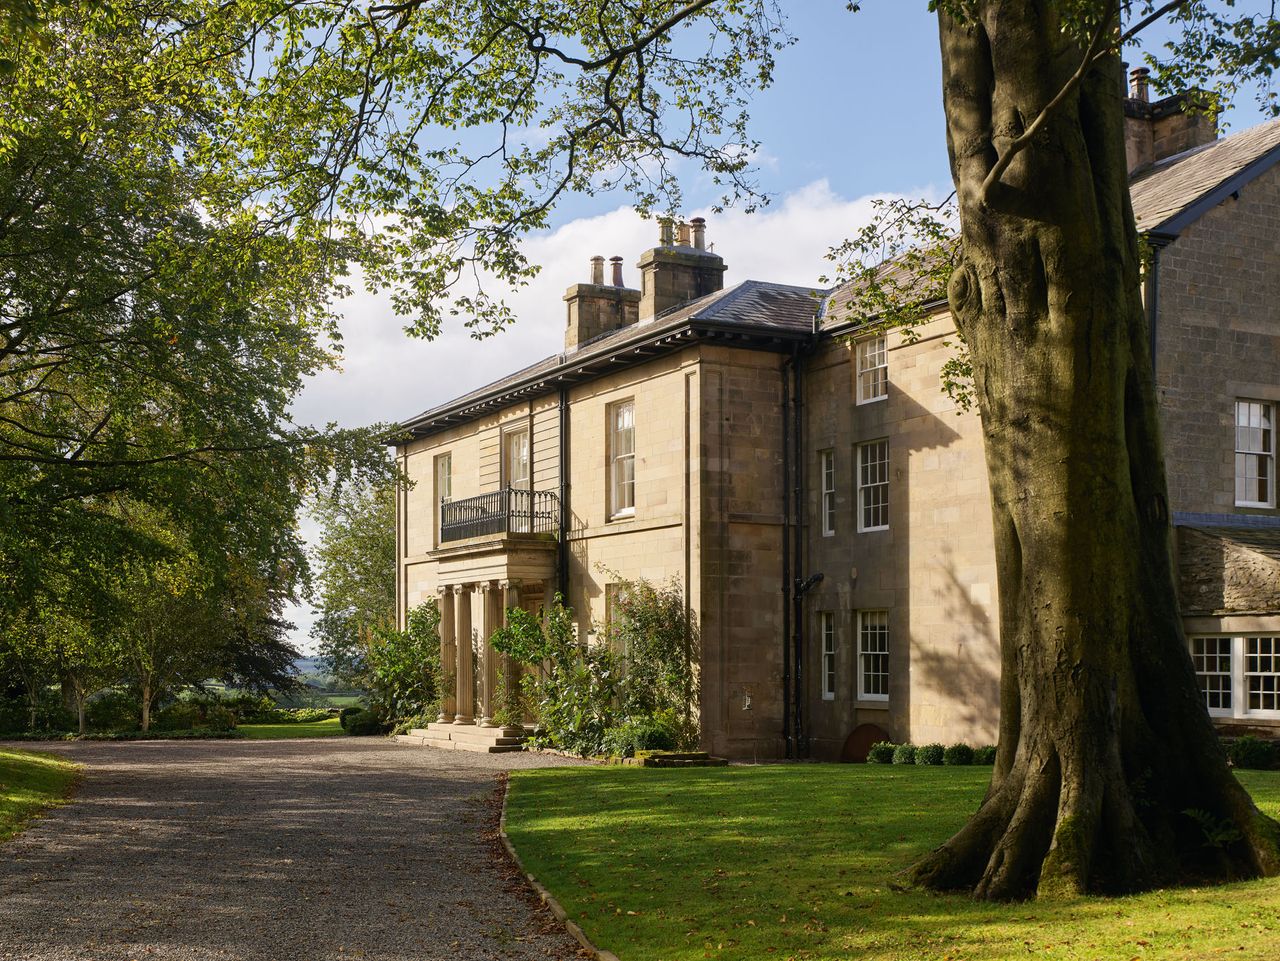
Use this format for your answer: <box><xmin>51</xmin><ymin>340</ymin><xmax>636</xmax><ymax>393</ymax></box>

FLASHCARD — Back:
<box><xmin>502</xmin><ymin>580</ymin><xmax>522</xmax><ymax>731</ymax></box>
<box><xmin>479</xmin><ymin>582</ymin><xmax>501</xmax><ymax>727</ymax></box>
<box><xmin>453</xmin><ymin>584</ymin><xmax>475</xmax><ymax>724</ymax></box>
<box><xmin>436</xmin><ymin>586</ymin><xmax>456</xmax><ymax>723</ymax></box>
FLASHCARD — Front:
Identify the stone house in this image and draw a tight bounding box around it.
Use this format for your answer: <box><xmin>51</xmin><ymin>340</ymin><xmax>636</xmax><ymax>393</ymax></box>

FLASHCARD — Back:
<box><xmin>393</xmin><ymin>76</ymin><xmax>1280</xmax><ymax>759</ymax></box>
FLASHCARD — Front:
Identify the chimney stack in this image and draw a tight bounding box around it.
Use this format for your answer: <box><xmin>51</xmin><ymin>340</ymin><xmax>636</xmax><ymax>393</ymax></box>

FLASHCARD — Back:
<box><xmin>1129</xmin><ymin>67</ymin><xmax>1150</xmax><ymax>103</ymax></box>
<box><xmin>638</xmin><ymin>217</ymin><xmax>727</xmax><ymax>321</ymax></box>
<box><xmin>564</xmin><ymin>255</ymin><xmax>640</xmax><ymax>350</ymax></box>
<box><xmin>1122</xmin><ymin>66</ymin><xmax>1217</xmax><ymax>174</ymax></box>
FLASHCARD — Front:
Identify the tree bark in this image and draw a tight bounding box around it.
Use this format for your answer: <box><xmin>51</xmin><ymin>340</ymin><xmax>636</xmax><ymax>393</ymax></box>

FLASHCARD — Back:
<box><xmin>140</xmin><ymin>675</ymin><xmax>152</xmax><ymax>732</ymax></box>
<box><xmin>908</xmin><ymin>3</ymin><xmax>1280</xmax><ymax>900</ymax></box>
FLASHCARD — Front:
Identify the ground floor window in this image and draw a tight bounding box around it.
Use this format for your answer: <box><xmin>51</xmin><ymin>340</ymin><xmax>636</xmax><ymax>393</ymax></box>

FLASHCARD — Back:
<box><xmin>1190</xmin><ymin>634</ymin><xmax>1280</xmax><ymax>719</ymax></box>
<box><xmin>820</xmin><ymin>612</ymin><xmax>836</xmax><ymax>700</ymax></box>
<box><xmin>857</xmin><ymin>610</ymin><xmax>889</xmax><ymax>701</ymax></box>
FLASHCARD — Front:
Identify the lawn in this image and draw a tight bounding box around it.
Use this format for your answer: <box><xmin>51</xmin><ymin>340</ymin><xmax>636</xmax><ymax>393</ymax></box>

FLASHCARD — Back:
<box><xmin>238</xmin><ymin>717</ymin><xmax>347</xmax><ymax>739</ymax></box>
<box><xmin>505</xmin><ymin>764</ymin><xmax>1280</xmax><ymax>961</ymax></box>
<box><xmin>1</xmin><ymin>748</ymin><xmax>80</xmax><ymax>842</ymax></box>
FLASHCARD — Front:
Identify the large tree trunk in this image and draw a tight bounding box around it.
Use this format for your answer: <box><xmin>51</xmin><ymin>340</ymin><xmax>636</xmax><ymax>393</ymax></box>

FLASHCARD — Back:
<box><xmin>908</xmin><ymin>3</ymin><xmax>1280</xmax><ymax>900</ymax></box>
<box><xmin>140</xmin><ymin>675</ymin><xmax>152</xmax><ymax>732</ymax></box>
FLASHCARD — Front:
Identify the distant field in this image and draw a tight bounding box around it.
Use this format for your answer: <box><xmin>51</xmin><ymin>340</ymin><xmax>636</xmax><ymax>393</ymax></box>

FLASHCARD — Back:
<box><xmin>1</xmin><ymin>749</ymin><xmax>81</xmax><ymax>842</ymax></box>
<box><xmin>239</xmin><ymin>717</ymin><xmax>347</xmax><ymax>740</ymax></box>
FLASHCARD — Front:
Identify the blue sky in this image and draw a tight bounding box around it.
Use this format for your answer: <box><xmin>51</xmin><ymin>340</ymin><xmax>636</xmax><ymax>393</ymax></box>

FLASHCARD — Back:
<box><xmin>287</xmin><ymin>3</ymin><xmax>1277</xmax><ymax>652</ymax></box>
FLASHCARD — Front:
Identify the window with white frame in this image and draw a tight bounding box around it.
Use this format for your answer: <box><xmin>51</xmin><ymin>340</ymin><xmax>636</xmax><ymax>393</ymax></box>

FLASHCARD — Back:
<box><xmin>857</xmin><ymin>439</ymin><xmax>890</xmax><ymax>532</ymax></box>
<box><xmin>820</xmin><ymin>612</ymin><xmax>836</xmax><ymax>700</ymax></box>
<box><xmin>609</xmin><ymin>399</ymin><xmax>635</xmax><ymax>518</ymax></box>
<box><xmin>856</xmin><ymin>335</ymin><xmax>888</xmax><ymax>404</ymax></box>
<box><xmin>502</xmin><ymin>427</ymin><xmax>530</xmax><ymax>490</ymax></box>
<box><xmin>820</xmin><ymin>449</ymin><xmax>835</xmax><ymax>536</ymax></box>
<box><xmin>857</xmin><ymin>610</ymin><xmax>889</xmax><ymax>701</ymax></box>
<box><xmin>435</xmin><ymin>452</ymin><xmax>452</xmax><ymax>503</ymax></box>
<box><xmin>1190</xmin><ymin>636</ymin><xmax>1232</xmax><ymax>715</ymax></box>
<box><xmin>1235</xmin><ymin>400</ymin><xmax>1274</xmax><ymax>507</ymax></box>
<box><xmin>1189</xmin><ymin>635</ymin><xmax>1280</xmax><ymax>719</ymax></box>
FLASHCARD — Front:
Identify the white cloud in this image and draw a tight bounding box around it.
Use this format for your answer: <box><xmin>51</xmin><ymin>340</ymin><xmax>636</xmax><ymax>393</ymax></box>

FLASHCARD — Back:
<box><xmin>285</xmin><ymin>178</ymin><xmax>943</xmax><ymax>653</ymax></box>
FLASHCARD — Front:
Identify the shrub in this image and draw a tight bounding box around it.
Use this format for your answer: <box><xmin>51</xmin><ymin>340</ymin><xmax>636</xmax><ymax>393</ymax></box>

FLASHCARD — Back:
<box><xmin>205</xmin><ymin>705</ymin><xmax>238</xmax><ymax>732</ymax></box>
<box><xmin>85</xmin><ymin>689</ymin><xmax>138</xmax><ymax>731</ymax></box>
<box><xmin>891</xmin><ymin>743</ymin><xmax>916</xmax><ymax>764</ymax></box>
<box><xmin>341</xmin><ymin>708</ymin><xmax>384</xmax><ymax>736</ymax></box>
<box><xmin>152</xmin><ymin>701</ymin><xmax>201</xmax><ymax>731</ymax></box>
<box><xmin>943</xmin><ymin>743</ymin><xmax>975</xmax><ymax>766</ymax></box>
<box><xmin>1228</xmin><ymin>735</ymin><xmax>1276</xmax><ymax>770</ymax></box>
<box><xmin>973</xmin><ymin>745</ymin><xmax>998</xmax><ymax>765</ymax></box>
<box><xmin>339</xmin><ymin>706</ymin><xmax>363</xmax><ymax>725</ymax></box>
<box><xmin>602</xmin><ymin>717</ymin><xmax>678</xmax><ymax>757</ymax></box>
<box><xmin>916</xmin><ymin>743</ymin><xmax>945</xmax><ymax>765</ymax></box>
<box><xmin>866</xmin><ymin>741</ymin><xmax>896</xmax><ymax>764</ymax></box>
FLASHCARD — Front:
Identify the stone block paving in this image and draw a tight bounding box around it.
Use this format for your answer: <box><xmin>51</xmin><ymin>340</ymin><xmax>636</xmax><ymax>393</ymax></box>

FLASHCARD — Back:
<box><xmin>0</xmin><ymin>738</ymin><xmax>590</xmax><ymax>961</ymax></box>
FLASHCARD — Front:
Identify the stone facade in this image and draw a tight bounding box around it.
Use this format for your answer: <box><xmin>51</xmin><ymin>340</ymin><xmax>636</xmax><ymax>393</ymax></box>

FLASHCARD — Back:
<box><xmin>395</xmin><ymin>117</ymin><xmax>1280</xmax><ymax>759</ymax></box>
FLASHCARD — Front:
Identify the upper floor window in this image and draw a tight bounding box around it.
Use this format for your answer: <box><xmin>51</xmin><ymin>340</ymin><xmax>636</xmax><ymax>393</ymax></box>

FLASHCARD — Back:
<box><xmin>1235</xmin><ymin>400</ymin><xmax>1274</xmax><ymax>508</ymax></box>
<box><xmin>435</xmin><ymin>451</ymin><xmax>452</xmax><ymax>503</ymax></box>
<box><xmin>609</xmin><ymin>399</ymin><xmax>635</xmax><ymax>518</ymax></box>
<box><xmin>857</xmin><ymin>610</ymin><xmax>889</xmax><ymax>701</ymax></box>
<box><xmin>1190</xmin><ymin>635</ymin><xmax>1280</xmax><ymax>719</ymax></box>
<box><xmin>820</xmin><ymin>611</ymin><xmax>836</xmax><ymax>700</ymax></box>
<box><xmin>820</xmin><ymin>449</ymin><xmax>835</xmax><ymax>536</ymax></box>
<box><xmin>503</xmin><ymin>427</ymin><xmax>530</xmax><ymax>490</ymax></box>
<box><xmin>857</xmin><ymin>439</ymin><xmax>889</xmax><ymax>532</ymax></box>
<box><xmin>856</xmin><ymin>335</ymin><xmax>888</xmax><ymax>404</ymax></box>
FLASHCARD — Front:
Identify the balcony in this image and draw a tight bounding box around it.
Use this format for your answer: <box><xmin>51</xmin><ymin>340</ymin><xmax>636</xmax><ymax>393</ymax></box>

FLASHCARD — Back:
<box><xmin>440</xmin><ymin>488</ymin><xmax>559</xmax><ymax>544</ymax></box>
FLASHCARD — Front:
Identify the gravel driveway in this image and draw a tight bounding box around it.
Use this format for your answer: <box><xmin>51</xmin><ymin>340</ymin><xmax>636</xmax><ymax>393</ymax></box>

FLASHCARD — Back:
<box><xmin>0</xmin><ymin>738</ymin><xmax>589</xmax><ymax>961</ymax></box>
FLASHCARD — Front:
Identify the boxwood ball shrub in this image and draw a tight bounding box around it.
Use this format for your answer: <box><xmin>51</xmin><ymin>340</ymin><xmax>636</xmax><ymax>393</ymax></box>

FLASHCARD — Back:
<box><xmin>943</xmin><ymin>743</ymin><xmax>975</xmax><ymax>766</ymax></box>
<box><xmin>866</xmin><ymin>741</ymin><xmax>896</xmax><ymax>764</ymax></box>
<box><xmin>602</xmin><ymin>717</ymin><xmax>678</xmax><ymax>758</ymax></box>
<box><xmin>1229</xmin><ymin>735</ymin><xmax>1276</xmax><ymax>770</ymax></box>
<box><xmin>341</xmin><ymin>708</ymin><xmax>383</xmax><ymax>736</ymax></box>
<box><xmin>891</xmin><ymin>743</ymin><xmax>917</xmax><ymax>765</ymax></box>
<box><xmin>916</xmin><ymin>743</ymin><xmax>945</xmax><ymax>765</ymax></box>
<box><xmin>973</xmin><ymin>745</ymin><xmax>998</xmax><ymax>765</ymax></box>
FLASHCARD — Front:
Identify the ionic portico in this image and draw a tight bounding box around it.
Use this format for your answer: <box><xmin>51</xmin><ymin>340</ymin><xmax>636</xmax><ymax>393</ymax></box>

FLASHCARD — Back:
<box><xmin>402</xmin><ymin>575</ymin><xmax>545</xmax><ymax>754</ymax></box>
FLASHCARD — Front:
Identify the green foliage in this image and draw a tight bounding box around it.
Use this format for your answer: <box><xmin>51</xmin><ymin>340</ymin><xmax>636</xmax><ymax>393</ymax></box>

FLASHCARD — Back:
<box><xmin>310</xmin><ymin>484</ymin><xmax>398</xmax><ymax>689</ymax></box>
<box><xmin>943</xmin><ymin>743</ymin><xmax>975</xmax><ymax>766</ymax></box>
<box><xmin>602</xmin><ymin>717</ymin><xmax>679</xmax><ymax>758</ymax></box>
<box><xmin>494</xmin><ymin>597</ymin><xmax>621</xmax><ymax>757</ymax></box>
<box><xmin>974</xmin><ymin>745</ymin><xmax>998</xmax><ymax>765</ymax></box>
<box><xmin>340</xmin><ymin>708</ymin><xmax>385</xmax><ymax>737</ymax></box>
<box><xmin>1</xmin><ymin>748</ymin><xmax>81</xmax><ymax>843</ymax></box>
<box><xmin>607</xmin><ymin>578</ymin><xmax>700</xmax><ymax>746</ymax></box>
<box><xmin>1228</xmin><ymin>735</ymin><xmax>1276</xmax><ymax>770</ymax></box>
<box><xmin>866</xmin><ymin>741</ymin><xmax>897</xmax><ymax>764</ymax></box>
<box><xmin>364</xmin><ymin>601</ymin><xmax>443</xmax><ymax>725</ymax></box>
<box><xmin>892</xmin><ymin>743</ymin><xmax>917</xmax><ymax>765</ymax></box>
<box><xmin>916</xmin><ymin>743</ymin><xmax>946</xmax><ymax>766</ymax></box>
<box><xmin>1183</xmin><ymin>807</ymin><xmax>1246</xmax><ymax>849</ymax></box>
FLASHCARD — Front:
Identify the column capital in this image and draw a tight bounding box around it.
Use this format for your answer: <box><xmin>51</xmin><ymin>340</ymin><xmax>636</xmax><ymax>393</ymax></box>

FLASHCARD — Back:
<box><xmin>499</xmin><ymin>578</ymin><xmax>522</xmax><ymax>591</ymax></box>
<box><xmin>450</xmin><ymin>583</ymin><xmax>470</xmax><ymax>596</ymax></box>
<box><xmin>478</xmin><ymin>580</ymin><xmax>501</xmax><ymax>595</ymax></box>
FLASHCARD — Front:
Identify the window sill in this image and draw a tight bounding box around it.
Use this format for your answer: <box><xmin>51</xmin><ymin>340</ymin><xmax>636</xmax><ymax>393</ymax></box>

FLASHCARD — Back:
<box><xmin>1234</xmin><ymin>501</ymin><xmax>1276</xmax><ymax>510</ymax></box>
<box><xmin>608</xmin><ymin>508</ymin><xmax>636</xmax><ymax>522</ymax></box>
<box><xmin>856</xmin><ymin>698</ymin><xmax>890</xmax><ymax>709</ymax></box>
<box><xmin>857</xmin><ymin>525</ymin><xmax>889</xmax><ymax>534</ymax></box>
<box><xmin>855</xmin><ymin>394</ymin><xmax>888</xmax><ymax>407</ymax></box>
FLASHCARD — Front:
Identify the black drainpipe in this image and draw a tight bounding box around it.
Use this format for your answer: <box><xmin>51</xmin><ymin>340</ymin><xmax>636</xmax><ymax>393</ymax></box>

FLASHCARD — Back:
<box><xmin>791</xmin><ymin>343</ymin><xmax>807</xmax><ymax>758</ymax></box>
<box><xmin>781</xmin><ymin>355</ymin><xmax>793</xmax><ymax>758</ymax></box>
<box><xmin>1147</xmin><ymin>243</ymin><xmax>1162</xmax><ymax>376</ymax></box>
<box><xmin>557</xmin><ymin>385</ymin><xmax>570</xmax><ymax>600</ymax></box>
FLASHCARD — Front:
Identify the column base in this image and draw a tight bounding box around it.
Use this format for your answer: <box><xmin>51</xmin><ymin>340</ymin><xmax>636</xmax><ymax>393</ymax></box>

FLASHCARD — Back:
<box><xmin>479</xmin><ymin>716</ymin><xmax>497</xmax><ymax>728</ymax></box>
<box><xmin>453</xmin><ymin>715</ymin><xmax>475</xmax><ymax>725</ymax></box>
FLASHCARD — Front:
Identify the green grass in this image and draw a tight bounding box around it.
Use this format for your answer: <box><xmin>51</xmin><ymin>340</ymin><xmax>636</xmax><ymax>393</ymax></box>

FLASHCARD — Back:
<box><xmin>238</xmin><ymin>716</ymin><xmax>347</xmax><ymax>739</ymax></box>
<box><xmin>1</xmin><ymin>748</ymin><xmax>80</xmax><ymax>842</ymax></box>
<box><xmin>505</xmin><ymin>765</ymin><xmax>1280</xmax><ymax>961</ymax></box>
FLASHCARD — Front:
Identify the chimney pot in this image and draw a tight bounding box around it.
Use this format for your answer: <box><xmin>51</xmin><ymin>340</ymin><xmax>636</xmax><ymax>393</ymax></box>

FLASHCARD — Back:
<box><xmin>610</xmin><ymin>256</ymin><xmax>624</xmax><ymax>287</ymax></box>
<box><xmin>1130</xmin><ymin>67</ymin><xmax>1150</xmax><ymax>103</ymax></box>
<box><xmin>677</xmin><ymin>221</ymin><xmax>691</xmax><ymax>246</ymax></box>
<box><xmin>590</xmin><ymin>255</ymin><xmax>605</xmax><ymax>285</ymax></box>
<box><xmin>659</xmin><ymin>217</ymin><xmax>675</xmax><ymax>246</ymax></box>
<box><xmin>691</xmin><ymin>217</ymin><xmax>706</xmax><ymax>250</ymax></box>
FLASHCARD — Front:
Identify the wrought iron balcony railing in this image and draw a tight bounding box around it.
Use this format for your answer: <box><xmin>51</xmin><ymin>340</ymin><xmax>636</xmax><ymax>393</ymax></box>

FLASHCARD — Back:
<box><xmin>439</xmin><ymin>487</ymin><xmax>559</xmax><ymax>543</ymax></box>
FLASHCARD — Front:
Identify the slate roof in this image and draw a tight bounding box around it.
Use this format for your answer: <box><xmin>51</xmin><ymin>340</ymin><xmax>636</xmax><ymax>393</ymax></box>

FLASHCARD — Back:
<box><xmin>1130</xmin><ymin>117</ymin><xmax>1280</xmax><ymax>234</ymax></box>
<box><xmin>400</xmin><ymin>280</ymin><xmax>822</xmax><ymax>433</ymax></box>
<box><xmin>400</xmin><ymin>119</ymin><xmax>1280</xmax><ymax>436</ymax></box>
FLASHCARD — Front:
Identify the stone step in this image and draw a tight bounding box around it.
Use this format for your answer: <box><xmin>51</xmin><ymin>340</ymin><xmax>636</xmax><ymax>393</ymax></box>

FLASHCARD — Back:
<box><xmin>448</xmin><ymin>729</ymin><xmax>526</xmax><ymax>747</ymax></box>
